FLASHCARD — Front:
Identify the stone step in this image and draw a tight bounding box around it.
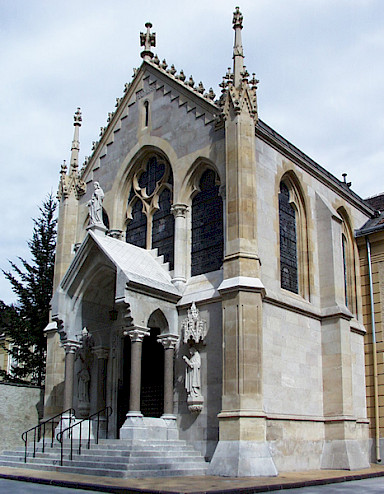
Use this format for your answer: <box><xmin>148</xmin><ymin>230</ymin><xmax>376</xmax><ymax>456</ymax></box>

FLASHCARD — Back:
<box><xmin>0</xmin><ymin>458</ymin><xmax>207</xmax><ymax>479</ymax></box>
<box><xmin>0</xmin><ymin>437</ymin><xmax>208</xmax><ymax>478</ymax></box>
<box><xmin>0</xmin><ymin>459</ymin><xmax>127</xmax><ymax>478</ymax></box>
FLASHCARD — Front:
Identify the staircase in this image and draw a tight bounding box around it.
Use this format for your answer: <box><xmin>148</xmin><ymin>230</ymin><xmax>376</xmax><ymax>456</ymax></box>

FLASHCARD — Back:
<box><xmin>0</xmin><ymin>438</ymin><xmax>208</xmax><ymax>478</ymax></box>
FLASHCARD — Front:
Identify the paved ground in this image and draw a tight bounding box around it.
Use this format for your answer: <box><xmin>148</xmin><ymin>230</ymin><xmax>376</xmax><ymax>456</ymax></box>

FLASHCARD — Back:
<box><xmin>0</xmin><ymin>464</ymin><xmax>384</xmax><ymax>493</ymax></box>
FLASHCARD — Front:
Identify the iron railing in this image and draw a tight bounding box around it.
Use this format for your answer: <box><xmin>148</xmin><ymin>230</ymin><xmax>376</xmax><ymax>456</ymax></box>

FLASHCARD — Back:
<box><xmin>56</xmin><ymin>406</ymin><xmax>112</xmax><ymax>466</ymax></box>
<box><xmin>21</xmin><ymin>408</ymin><xmax>75</xmax><ymax>463</ymax></box>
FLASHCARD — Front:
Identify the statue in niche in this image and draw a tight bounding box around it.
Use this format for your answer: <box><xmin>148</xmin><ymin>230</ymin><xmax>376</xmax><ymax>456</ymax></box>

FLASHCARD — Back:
<box><xmin>183</xmin><ymin>347</ymin><xmax>201</xmax><ymax>398</ymax></box>
<box><xmin>76</xmin><ymin>327</ymin><xmax>93</xmax><ymax>417</ymax></box>
<box><xmin>88</xmin><ymin>181</ymin><xmax>104</xmax><ymax>225</ymax></box>
<box><xmin>183</xmin><ymin>346</ymin><xmax>204</xmax><ymax>413</ymax></box>
<box><xmin>181</xmin><ymin>302</ymin><xmax>206</xmax><ymax>413</ymax></box>
<box><xmin>77</xmin><ymin>367</ymin><xmax>91</xmax><ymax>403</ymax></box>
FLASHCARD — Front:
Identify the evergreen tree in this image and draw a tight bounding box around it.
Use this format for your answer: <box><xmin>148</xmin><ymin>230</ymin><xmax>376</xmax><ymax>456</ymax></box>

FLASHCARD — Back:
<box><xmin>0</xmin><ymin>195</ymin><xmax>57</xmax><ymax>386</ymax></box>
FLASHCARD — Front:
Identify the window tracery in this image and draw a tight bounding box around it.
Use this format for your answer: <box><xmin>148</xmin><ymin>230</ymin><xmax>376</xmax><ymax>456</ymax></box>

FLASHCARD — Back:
<box><xmin>191</xmin><ymin>169</ymin><xmax>223</xmax><ymax>276</ymax></box>
<box><xmin>126</xmin><ymin>155</ymin><xmax>174</xmax><ymax>268</ymax></box>
<box><xmin>279</xmin><ymin>182</ymin><xmax>298</xmax><ymax>293</ymax></box>
<box><xmin>278</xmin><ymin>175</ymin><xmax>309</xmax><ymax>299</ymax></box>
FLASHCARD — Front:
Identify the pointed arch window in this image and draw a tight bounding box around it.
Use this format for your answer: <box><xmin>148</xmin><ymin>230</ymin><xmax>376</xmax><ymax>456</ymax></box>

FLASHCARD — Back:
<box><xmin>278</xmin><ymin>176</ymin><xmax>309</xmax><ymax>298</ymax></box>
<box><xmin>279</xmin><ymin>182</ymin><xmax>298</xmax><ymax>293</ymax></box>
<box><xmin>338</xmin><ymin>209</ymin><xmax>357</xmax><ymax>315</ymax></box>
<box><xmin>191</xmin><ymin>169</ymin><xmax>223</xmax><ymax>276</ymax></box>
<box><xmin>126</xmin><ymin>154</ymin><xmax>174</xmax><ymax>268</ymax></box>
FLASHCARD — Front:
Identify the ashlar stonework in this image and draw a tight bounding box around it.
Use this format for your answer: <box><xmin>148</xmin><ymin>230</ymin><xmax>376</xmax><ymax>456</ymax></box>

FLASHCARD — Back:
<box><xmin>38</xmin><ymin>7</ymin><xmax>379</xmax><ymax>477</ymax></box>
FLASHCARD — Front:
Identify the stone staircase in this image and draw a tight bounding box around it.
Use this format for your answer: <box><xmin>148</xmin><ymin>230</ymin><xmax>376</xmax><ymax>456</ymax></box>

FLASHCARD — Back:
<box><xmin>0</xmin><ymin>438</ymin><xmax>209</xmax><ymax>478</ymax></box>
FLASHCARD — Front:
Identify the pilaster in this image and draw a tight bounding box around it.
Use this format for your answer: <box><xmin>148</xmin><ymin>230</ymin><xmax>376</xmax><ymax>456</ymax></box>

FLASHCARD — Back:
<box><xmin>209</xmin><ymin>7</ymin><xmax>276</xmax><ymax>477</ymax></box>
<box><xmin>171</xmin><ymin>204</ymin><xmax>188</xmax><ymax>289</ymax></box>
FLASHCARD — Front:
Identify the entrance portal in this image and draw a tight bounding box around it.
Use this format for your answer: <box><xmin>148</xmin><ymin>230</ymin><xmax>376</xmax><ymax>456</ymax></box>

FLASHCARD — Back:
<box><xmin>141</xmin><ymin>327</ymin><xmax>164</xmax><ymax>417</ymax></box>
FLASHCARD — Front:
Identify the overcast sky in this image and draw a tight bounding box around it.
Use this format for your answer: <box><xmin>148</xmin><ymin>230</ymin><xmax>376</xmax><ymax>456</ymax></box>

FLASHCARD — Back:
<box><xmin>1</xmin><ymin>0</ymin><xmax>383</xmax><ymax>304</ymax></box>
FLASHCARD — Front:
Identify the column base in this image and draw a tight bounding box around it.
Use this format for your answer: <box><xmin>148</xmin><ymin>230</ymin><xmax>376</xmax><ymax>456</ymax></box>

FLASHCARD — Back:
<box><xmin>208</xmin><ymin>440</ymin><xmax>278</xmax><ymax>477</ymax></box>
<box><xmin>120</xmin><ymin>416</ymin><xmax>179</xmax><ymax>441</ymax></box>
<box><xmin>321</xmin><ymin>439</ymin><xmax>370</xmax><ymax>470</ymax></box>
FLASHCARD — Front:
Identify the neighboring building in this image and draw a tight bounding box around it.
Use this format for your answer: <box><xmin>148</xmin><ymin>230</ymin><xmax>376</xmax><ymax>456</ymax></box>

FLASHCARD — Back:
<box><xmin>42</xmin><ymin>8</ymin><xmax>377</xmax><ymax>476</ymax></box>
<box><xmin>356</xmin><ymin>193</ymin><xmax>384</xmax><ymax>464</ymax></box>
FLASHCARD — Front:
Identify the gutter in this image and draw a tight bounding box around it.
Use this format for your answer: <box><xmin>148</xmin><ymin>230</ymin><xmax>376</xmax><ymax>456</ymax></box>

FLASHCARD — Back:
<box><xmin>366</xmin><ymin>236</ymin><xmax>382</xmax><ymax>463</ymax></box>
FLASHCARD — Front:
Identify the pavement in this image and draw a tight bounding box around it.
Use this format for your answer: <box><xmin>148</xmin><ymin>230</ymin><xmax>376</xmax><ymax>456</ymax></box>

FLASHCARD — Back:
<box><xmin>0</xmin><ymin>464</ymin><xmax>384</xmax><ymax>494</ymax></box>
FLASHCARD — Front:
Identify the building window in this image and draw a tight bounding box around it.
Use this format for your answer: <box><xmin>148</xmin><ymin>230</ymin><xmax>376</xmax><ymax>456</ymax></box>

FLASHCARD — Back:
<box><xmin>126</xmin><ymin>154</ymin><xmax>174</xmax><ymax>268</ymax></box>
<box><xmin>279</xmin><ymin>182</ymin><xmax>298</xmax><ymax>293</ymax></box>
<box><xmin>144</xmin><ymin>101</ymin><xmax>149</xmax><ymax>128</ymax></box>
<box><xmin>278</xmin><ymin>175</ymin><xmax>310</xmax><ymax>299</ymax></box>
<box><xmin>191</xmin><ymin>169</ymin><xmax>223</xmax><ymax>276</ymax></box>
<box><xmin>338</xmin><ymin>209</ymin><xmax>357</xmax><ymax>315</ymax></box>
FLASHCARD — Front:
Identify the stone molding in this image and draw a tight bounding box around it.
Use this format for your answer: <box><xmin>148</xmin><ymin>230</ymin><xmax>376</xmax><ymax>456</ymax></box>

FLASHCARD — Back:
<box><xmin>157</xmin><ymin>333</ymin><xmax>179</xmax><ymax>349</ymax></box>
<box><xmin>62</xmin><ymin>340</ymin><xmax>80</xmax><ymax>354</ymax></box>
<box><xmin>124</xmin><ymin>326</ymin><xmax>150</xmax><ymax>342</ymax></box>
<box><xmin>171</xmin><ymin>203</ymin><xmax>188</xmax><ymax>218</ymax></box>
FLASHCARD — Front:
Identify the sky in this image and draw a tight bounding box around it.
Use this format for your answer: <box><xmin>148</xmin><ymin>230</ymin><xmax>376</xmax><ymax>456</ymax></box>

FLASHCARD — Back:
<box><xmin>0</xmin><ymin>0</ymin><xmax>383</xmax><ymax>304</ymax></box>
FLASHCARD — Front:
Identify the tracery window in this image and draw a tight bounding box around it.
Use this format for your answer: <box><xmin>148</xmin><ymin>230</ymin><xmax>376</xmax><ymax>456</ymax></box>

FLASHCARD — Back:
<box><xmin>191</xmin><ymin>169</ymin><xmax>223</xmax><ymax>276</ymax></box>
<box><xmin>126</xmin><ymin>155</ymin><xmax>174</xmax><ymax>268</ymax></box>
<box><xmin>279</xmin><ymin>182</ymin><xmax>298</xmax><ymax>293</ymax></box>
<box><xmin>278</xmin><ymin>175</ymin><xmax>309</xmax><ymax>298</ymax></box>
<box><xmin>338</xmin><ymin>209</ymin><xmax>357</xmax><ymax>315</ymax></box>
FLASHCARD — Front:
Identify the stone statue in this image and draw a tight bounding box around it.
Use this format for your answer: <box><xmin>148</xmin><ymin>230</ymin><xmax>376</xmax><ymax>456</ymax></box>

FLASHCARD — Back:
<box><xmin>88</xmin><ymin>182</ymin><xmax>104</xmax><ymax>225</ymax></box>
<box><xmin>77</xmin><ymin>367</ymin><xmax>90</xmax><ymax>403</ymax></box>
<box><xmin>182</xmin><ymin>302</ymin><xmax>207</xmax><ymax>344</ymax></box>
<box><xmin>183</xmin><ymin>347</ymin><xmax>202</xmax><ymax>399</ymax></box>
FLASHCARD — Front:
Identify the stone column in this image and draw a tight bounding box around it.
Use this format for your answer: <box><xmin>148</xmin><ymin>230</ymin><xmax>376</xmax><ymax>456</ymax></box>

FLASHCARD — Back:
<box><xmin>158</xmin><ymin>334</ymin><xmax>179</xmax><ymax>418</ymax></box>
<box><xmin>171</xmin><ymin>204</ymin><xmax>188</xmax><ymax>289</ymax></box>
<box><xmin>125</xmin><ymin>326</ymin><xmax>149</xmax><ymax>416</ymax></box>
<box><xmin>93</xmin><ymin>347</ymin><xmax>109</xmax><ymax>412</ymax></box>
<box><xmin>63</xmin><ymin>340</ymin><xmax>80</xmax><ymax>414</ymax></box>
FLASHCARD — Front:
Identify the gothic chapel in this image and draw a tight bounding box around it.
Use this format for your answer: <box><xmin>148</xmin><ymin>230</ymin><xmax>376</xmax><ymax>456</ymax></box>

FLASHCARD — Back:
<box><xmin>44</xmin><ymin>7</ymin><xmax>374</xmax><ymax>476</ymax></box>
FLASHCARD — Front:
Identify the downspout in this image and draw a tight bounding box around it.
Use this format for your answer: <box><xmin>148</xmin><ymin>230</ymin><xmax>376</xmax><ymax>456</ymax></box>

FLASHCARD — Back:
<box><xmin>366</xmin><ymin>236</ymin><xmax>381</xmax><ymax>463</ymax></box>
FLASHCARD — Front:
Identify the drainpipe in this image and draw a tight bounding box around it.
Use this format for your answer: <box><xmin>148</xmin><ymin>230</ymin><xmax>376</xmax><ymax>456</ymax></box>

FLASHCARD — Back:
<box><xmin>366</xmin><ymin>236</ymin><xmax>381</xmax><ymax>463</ymax></box>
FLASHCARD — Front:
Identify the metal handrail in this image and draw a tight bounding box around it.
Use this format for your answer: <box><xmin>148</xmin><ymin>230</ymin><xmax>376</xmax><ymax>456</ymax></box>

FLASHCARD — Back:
<box><xmin>21</xmin><ymin>408</ymin><xmax>75</xmax><ymax>463</ymax></box>
<box><xmin>56</xmin><ymin>406</ymin><xmax>112</xmax><ymax>466</ymax></box>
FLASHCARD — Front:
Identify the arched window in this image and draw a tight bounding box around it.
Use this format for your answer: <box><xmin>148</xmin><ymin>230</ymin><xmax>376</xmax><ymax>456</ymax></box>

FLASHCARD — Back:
<box><xmin>278</xmin><ymin>175</ymin><xmax>309</xmax><ymax>298</ymax></box>
<box><xmin>126</xmin><ymin>199</ymin><xmax>146</xmax><ymax>249</ymax></box>
<box><xmin>191</xmin><ymin>169</ymin><xmax>223</xmax><ymax>276</ymax></box>
<box><xmin>338</xmin><ymin>209</ymin><xmax>357</xmax><ymax>315</ymax></box>
<box><xmin>279</xmin><ymin>182</ymin><xmax>298</xmax><ymax>293</ymax></box>
<box><xmin>126</xmin><ymin>154</ymin><xmax>174</xmax><ymax>269</ymax></box>
<box><xmin>144</xmin><ymin>101</ymin><xmax>149</xmax><ymax>128</ymax></box>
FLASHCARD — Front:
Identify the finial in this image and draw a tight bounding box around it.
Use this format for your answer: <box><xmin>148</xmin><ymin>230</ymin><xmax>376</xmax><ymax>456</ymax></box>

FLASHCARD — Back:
<box><xmin>232</xmin><ymin>6</ymin><xmax>245</xmax><ymax>87</ymax></box>
<box><xmin>233</xmin><ymin>6</ymin><xmax>243</xmax><ymax>29</ymax></box>
<box><xmin>140</xmin><ymin>22</ymin><xmax>156</xmax><ymax>60</ymax></box>
<box><xmin>153</xmin><ymin>54</ymin><xmax>160</xmax><ymax>65</ymax></box>
<box><xmin>197</xmin><ymin>82</ymin><xmax>205</xmax><ymax>94</ymax></box>
<box><xmin>168</xmin><ymin>64</ymin><xmax>177</xmax><ymax>76</ymax></box>
<box><xmin>73</xmin><ymin>107</ymin><xmax>82</xmax><ymax>126</ymax></box>
<box><xmin>60</xmin><ymin>160</ymin><xmax>67</xmax><ymax>175</ymax></box>
<box><xmin>176</xmin><ymin>70</ymin><xmax>186</xmax><ymax>82</ymax></box>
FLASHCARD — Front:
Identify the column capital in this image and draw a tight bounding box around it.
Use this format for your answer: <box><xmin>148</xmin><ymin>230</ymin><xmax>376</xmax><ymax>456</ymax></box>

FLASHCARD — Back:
<box><xmin>157</xmin><ymin>333</ymin><xmax>179</xmax><ymax>350</ymax></box>
<box><xmin>171</xmin><ymin>203</ymin><xmax>188</xmax><ymax>218</ymax></box>
<box><xmin>93</xmin><ymin>346</ymin><xmax>109</xmax><ymax>359</ymax></box>
<box><xmin>124</xmin><ymin>326</ymin><xmax>150</xmax><ymax>342</ymax></box>
<box><xmin>63</xmin><ymin>340</ymin><xmax>80</xmax><ymax>354</ymax></box>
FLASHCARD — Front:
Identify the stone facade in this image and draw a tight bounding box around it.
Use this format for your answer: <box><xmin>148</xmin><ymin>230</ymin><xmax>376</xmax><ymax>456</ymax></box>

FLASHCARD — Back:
<box><xmin>43</xmin><ymin>8</ymin><xmax>377</xmax><ymax>476</ymax></box>
<box><xmin>0</xmin><ymin>383</ymin><xmax>43</xmax><ymax>452</ymax></box>
<box><xmin>356</xmin><ymin>194</ymin><xmax>384</xmax><ymax>463</ymax></box>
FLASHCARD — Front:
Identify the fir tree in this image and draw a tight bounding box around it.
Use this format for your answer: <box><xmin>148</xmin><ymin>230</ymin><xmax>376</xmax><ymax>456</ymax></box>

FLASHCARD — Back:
<box><xmin>0</xmin><ymin>195</ymin><xmax>57</xmax><ymax>386</ymax></box>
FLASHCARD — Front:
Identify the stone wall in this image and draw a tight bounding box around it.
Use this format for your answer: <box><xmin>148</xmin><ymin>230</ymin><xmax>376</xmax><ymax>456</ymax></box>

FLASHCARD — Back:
<box><xmin>0</xmin><ymin>382</ymin><xmax>43</xmax><ymax>452</ymax></box>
